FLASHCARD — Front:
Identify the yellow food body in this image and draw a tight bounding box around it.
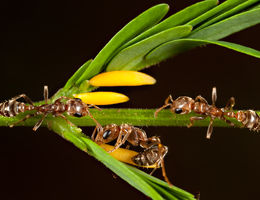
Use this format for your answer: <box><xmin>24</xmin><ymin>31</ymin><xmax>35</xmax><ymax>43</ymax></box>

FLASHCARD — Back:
<box><xmin>89</xmin><ymin>71</ymin><xmax>156</xmax><ymax>86</ymax></box>
<box><xmin>100</xmin><ymin>144</ymin><xmax>158</xmax><ymax>168</ymax></box>
<box><xmin>74</xmin><ymin>92</ymin><xmax>129</xmax><ymax>105</ymax></box>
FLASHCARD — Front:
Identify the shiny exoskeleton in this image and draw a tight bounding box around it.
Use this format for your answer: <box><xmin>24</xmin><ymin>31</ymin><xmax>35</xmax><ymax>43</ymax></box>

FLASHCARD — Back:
<box><xmin>92</xmin><ymin>123</ymin><xmax>172</xmax><ymax>185</ymax></box>
<box><xmin>155</xmin><ymin>87</ymin><xmax>260</xmax><ymax>138</ymax></box>
<box><xmin>1</xmin><ymin>86</ymin><xmax>101</xmax><ymax>131</ymax></box>
<box><xmin>92</xmin><ymin>123</ymin><xmax>161</xmax><ymax>153</ymax></box>
<box><xmin>225</xmin><ymin>107</ymin><xmax>260</xmax><ymax>132</ymax></box>
<box><xmin>155</xmin><ymin>87</ymin><xmax>235</xmax><ymax>139</ymax></box>
<box><xmin>132</xmin><ymin>143</ymin><xmax>172</xmax><ymax>185</ymax></box>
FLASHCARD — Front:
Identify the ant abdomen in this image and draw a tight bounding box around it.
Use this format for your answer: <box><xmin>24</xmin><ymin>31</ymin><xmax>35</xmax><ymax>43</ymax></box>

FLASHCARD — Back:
<box><xmin>132</xmin><ymin>144</ymin><xmax>168</xmax><ymax>166</ymax></box>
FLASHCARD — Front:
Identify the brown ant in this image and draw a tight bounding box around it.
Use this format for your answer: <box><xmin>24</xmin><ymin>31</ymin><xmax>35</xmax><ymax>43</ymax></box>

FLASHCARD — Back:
<box><xmin>92</xmin><ymin>124</ymin><xmax>162</xmax><ymax>152</ymax></box>
<box><xmin>92</xmin><ymin>124</ymin><xmax>172</xmax><ymax>185</ymax></box>
<box><xmin>0</xmin><ymin>86</ymin><xmax>101</xmax><ymax>131</ymax></box>
<box><xmin>155</xmin><ymin>87</ymin><xmax>235</xmax><ymax>139</ymax></box>
<box><xmin>225</xmin><ymin>107</ymin><xmax>260</xmax><ymax>132</ymax></box>
<box><xmin>132</xmin><ymin>143</ymin><xmax>172</xmax><ymax>185</ymax></box>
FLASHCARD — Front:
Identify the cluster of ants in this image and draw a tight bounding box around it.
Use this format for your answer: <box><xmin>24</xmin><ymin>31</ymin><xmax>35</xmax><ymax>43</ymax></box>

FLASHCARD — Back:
<box><xmin>1</xmin><ymin>86</ymin><xmax>259</xmax><ymax>185</ymax></box>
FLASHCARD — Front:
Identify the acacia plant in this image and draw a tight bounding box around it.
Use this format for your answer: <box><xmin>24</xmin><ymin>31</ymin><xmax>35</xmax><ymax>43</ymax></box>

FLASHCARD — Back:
<box><xmin>1</xmin><ymin>0</ymin><xmax>260</xmax><ymax>199</ymax></box>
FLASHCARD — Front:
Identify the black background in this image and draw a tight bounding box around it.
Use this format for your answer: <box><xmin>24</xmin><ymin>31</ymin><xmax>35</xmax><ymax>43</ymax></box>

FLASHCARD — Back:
<box><xmin>1</xmin><ymin>0</ymin><xmax>260</xmax><ymax>199</ymax></box>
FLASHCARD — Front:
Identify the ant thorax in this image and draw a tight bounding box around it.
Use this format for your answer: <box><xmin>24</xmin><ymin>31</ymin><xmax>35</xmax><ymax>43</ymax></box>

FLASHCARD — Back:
<box><xmin>172</xmin><ymin>96</ymin><xmax>194</xmax><ymax>114</ymax></box>
<box><xmin>66</xmin><ymin>98</ymin><xmax>88</xmax><ymax>117</ymax></box>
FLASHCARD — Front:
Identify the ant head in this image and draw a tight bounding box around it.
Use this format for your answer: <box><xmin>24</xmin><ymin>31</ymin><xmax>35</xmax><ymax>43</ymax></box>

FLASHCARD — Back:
<box><xmin>172</xmin><ymin>96</ymin><xmax>193</xmax><ymax>114</ymax></box>
<box><xmin>95</xmin><ymin>124</ymin><xmax>119</xmax><ymax>144</ymax></box>
<box><xmin>66</xmin><ymin>98</ymin><xmax>89</xmax><ymax>117</ymax></box>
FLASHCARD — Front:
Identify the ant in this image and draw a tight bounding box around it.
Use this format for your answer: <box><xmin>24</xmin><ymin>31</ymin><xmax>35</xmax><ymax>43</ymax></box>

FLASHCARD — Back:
<box><xmin>0</xmin><ymin>86</ymin><xmax>101</xmax><ymax>131</ymax></box>
<box><xmin>225</xmin><ymin>106</ymin><xmax>260</xmax><ymax>133</ymax></box>
<box><xmin>92</xmin><ymin>124</ymin><xmax>161</xmax><ymax>152</ymax></box>
<box><xmin>132</xmin><ymin>143</ymin><xmax>172</xmax><ymax>185</ymax></box>
<box><xmin>92</xmin><ymin>123</ymin><xmax>172</xmax><ymax>185</ymax></box>
<box><xmin>154</xmin><ymin>87</ymin><xmax>235</xmax><ymax>139</ymax></box>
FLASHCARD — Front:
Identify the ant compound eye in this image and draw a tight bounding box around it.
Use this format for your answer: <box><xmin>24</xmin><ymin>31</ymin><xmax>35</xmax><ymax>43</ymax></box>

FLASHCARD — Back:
<box><xmin>103</xmin><ymin>130</ymin><xmax>112</xmax><ymax>139</ymax></box>
<box><xmin>175</xmin><ymin>108</ymin><xmax>183</xmax><ymax>114</ymax></box>
<box><xmin>74</xmin><ymin>98</ymin><xmax>82</xmax><ymax>102</ymax></box>
<box><xmin>73</xmin><ymin>112</ymin><xmax>82</xmax><ymax>117</ymax></box>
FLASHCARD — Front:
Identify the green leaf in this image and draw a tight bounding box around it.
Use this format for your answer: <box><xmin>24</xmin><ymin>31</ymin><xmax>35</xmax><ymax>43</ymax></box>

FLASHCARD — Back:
<box><xmin>106</xmin><ymin>25</ymin><xmax>192</xmax><ymax>71</ymax></box>
<box><xmin>119</xmin><ymin>0</ymin><xmax>218</xmax><ymax>50</ymax></box>
<box><xmin>50</xmin><ymin>117</ymin><xmax>163</xmax><ymax>199</ymax></box>
<box><xmin>187</xmin><ymin>0</ymin><xmax>248</xmax><ymax>27</ymax></box>
<box><xmin>189</xmin><ymin>8</ymin><xmax>260</xmax><ymax>40</ymax></box>
<box><xmin>49</xmin><ymin>116</ymin><xmax>196</xmax><ymax>200</ymax></box>
<box><xmin>75</xmin><ymin>4</ymin><xmax>169</xmax><ymax>85</ymax></box>
<box><xmin>64</xmin><ymin>59</ymin><xmax>92</xmax><ymax>89</ymax></box>
<box><xmin>144</xmin><ymin>38</ymin><xmax>260</xmax><ymax>65</ymax></box>
<box><xmin>127</xmin><ymin>165</ymin><xmax>196</xmax><ymax>200</ymax></box>
<box><xmin>194</xmin><ymin>0</ymin><xmax>260</xmax><ymax>31</ymax></box>
<box><xmin>80</xmin><ymin>137</ymin><xmax>164</xmax><ymax>200</ymax></box>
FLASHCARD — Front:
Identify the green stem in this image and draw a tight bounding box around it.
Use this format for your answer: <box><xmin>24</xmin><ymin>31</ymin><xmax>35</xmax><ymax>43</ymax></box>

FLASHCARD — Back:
<box><xmin>1</xmin><ymin>108</ymin><xmax>259</xmax><ymax>128</ymax></box>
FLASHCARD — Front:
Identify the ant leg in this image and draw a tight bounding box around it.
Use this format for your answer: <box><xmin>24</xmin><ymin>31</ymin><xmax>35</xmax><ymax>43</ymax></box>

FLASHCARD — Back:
<box><xmin>206</xmin><ymin>118</ymin><xmax>214</xmax><ymax>139</ymax></box>
<box><xmin>56</xmin><ymin>113</ymin><xmax>75</xmax><ymax>127</ymax></box>
<box><xmin>150</xmin><ymin>167</ymin><xmax>158</xmax><ymax>176</ymax></box>
<box><xmin>86</xmin><ymin>110</ymin><xmax>102</xmax><ymax>131</ymax></box>
<box><xmin>91</xmin><ymin>126</ymin><xmax>98</xmax><ymax>141</ymax></box>
<box><xmin>160</xmin><ymin>158</ymin><xmax>172</xmax><ymax>186</ymax></box>
<box><xmin>212</xmin><ymin>87</ymin><xmax>217</xmax><ymax>106</ymax></box>
<box><xmin>195</xmin><ymin>95</ymin><xmax>208</xmax><ymax>104</ymax></box>
<box><xmin>222</xmin><ymin>116</ymin><xmax>235</xmax><ymax>127</ymax></box>
<box><xmin>9</xmin><ymin>113</ymin><xmax>37</xmax><ymax>128</ymax></box>
<box><xmin>224</xmin><ymin>97</ymin><xmax>235</xmax><ymax>111</ymax></box>
<box><xmin>187</xmin><ymin>116</ymin><xmax>206</xmax><ymax>128</ymax></box>
<box><xmin>151</xmin><ymin>143</ymin><xmax>172</xmax><ymax>185</ymax></box>
<box><xmin>107</xmin><ymin>129</ymin><xmax>124</xmax><ymax>153</ymax></box>
<box><xmin>88</xmin><ymin>104</ymin><xmax>102</xmax><ymax>111</ymax></box>
<box><xmin>33</xmin><ymin>114</ymin><xmax>47</xmax><ymax>131</ymax></box>
<box><xmin>154</xmin><ymin>95</ymin><xmax>174</xmax><ymax>118</ymax></box>
<box><xmin>140</xmin><ymin>136</ymin><xmax>161</xmax><ymax>149</ymax></box>
<box><xmin>11</xmin><ymin>94</ymin><xmax>34</xmax><ymax>105</ymax></box>
<box><xmin>108</xmin><ymin>125</ymin><xmax>131</xmax><ymax>153</ymax></box>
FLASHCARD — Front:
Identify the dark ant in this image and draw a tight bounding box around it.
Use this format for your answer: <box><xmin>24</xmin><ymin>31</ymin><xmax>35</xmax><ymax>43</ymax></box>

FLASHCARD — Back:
<box><xmin>0</xmin><ymin>86</ymin><xmax>101</xmax><ymax>131</ymax></box>
<box><xmin>132</xmin><ymin>143</ymin><xmax>172</xmax><ymax>185</ymax></box>
<box><xmin>92</xmin><ymin>124</ymin><xmax>172</xmax><ymax>185</ymax></box>
<box><xmin>155</xmin><ymin>87</ymin><xmax>235</xmax><ymax>139</ymax></box>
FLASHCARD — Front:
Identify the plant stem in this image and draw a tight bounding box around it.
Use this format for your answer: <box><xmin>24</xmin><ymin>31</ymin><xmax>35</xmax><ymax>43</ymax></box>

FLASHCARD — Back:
<box><xmin>0</xmin><ymin>109</ymin><xmax>258</xmax><ymax>128</ymax></box>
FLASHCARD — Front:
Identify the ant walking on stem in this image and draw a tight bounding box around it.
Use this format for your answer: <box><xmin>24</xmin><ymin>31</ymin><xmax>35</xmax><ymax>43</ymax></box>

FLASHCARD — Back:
<box><xmin>92</xmin><ymin>124</ymin><xmax>172</xmax><ymax>185</ymax></box>
<box><xmin>155</xmin><ymin>87</ymin><xmax>235</xmax><ymax>139</ymax></box>
<box><xmin>155</xmin><ymin>87</ymin><xmax>260</xmax><ymax>138</ymax></box>
<box><xmin>0</xmin><ymin>86</ymin><xmax>102</xmax><ymax>131</ymax></box>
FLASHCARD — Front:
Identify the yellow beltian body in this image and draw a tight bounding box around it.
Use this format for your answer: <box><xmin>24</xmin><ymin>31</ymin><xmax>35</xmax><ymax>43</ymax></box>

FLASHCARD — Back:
<box><xmin>100</xmin><ymin>144</ymin><xmax>158</xmax><ymax>168</ymax></box>
<box><xmin>74</xmin><ymin>92</ymin><xmax>129</xmax><ymax>105</ymax></box>
<box><xmin>89</xmin><ymin>71</ymin><xmax>156</xmax><ymax>86</ymax></box>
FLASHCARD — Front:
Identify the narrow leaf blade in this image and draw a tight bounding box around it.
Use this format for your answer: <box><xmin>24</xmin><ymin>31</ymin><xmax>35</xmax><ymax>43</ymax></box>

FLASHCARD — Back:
<box><xmin>81</xmin><ymin>137</ymin><xmax>164</xmax><ymax>199</ymax></box>
<box><xmin>75</xmin><ymin>4</ymin><xmax>169</xmax><ymax>84</ymax></box>
<box><xmin>106</xmin><ymin>25</ymin><xmax>192</xmax><ymax>71</ymax></box>
<box><xmin>187</xmin><ymin>0</ymin><xmax>247</xmax><ymax>27</ymax></box>
<box><xmin>64</xmin><ymin>59</ymin><xmax>92</xmax><ymax>89</ymax></box>
<box><xmin>145</xmin><ymin>38</ymin><xmax>260</xmax><ymax>66</ymax></box>
<box><xmin>120</xmin><ymin>0</ymin><xmax>218</xmax><ymax>49</ymax></box>
<box><xmin>189</xmin><ymin>8</ymin><xmax>260</xmax><ymax>40</ymax></box>
<box><xmin>127</xmin><ymin>165</ymin><xmax>196</xmax><ymax>200</ymax></box>
<box><xmin>195</xmin><ymin>0</ymin><xmax>260</xmax><ymax>31</ymax></box>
